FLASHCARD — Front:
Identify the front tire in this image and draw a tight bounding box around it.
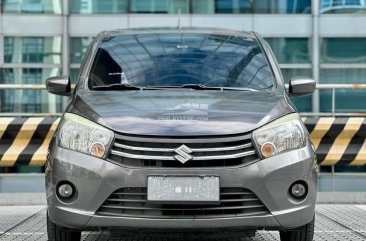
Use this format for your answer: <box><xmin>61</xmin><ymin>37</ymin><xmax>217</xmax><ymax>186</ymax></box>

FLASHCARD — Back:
<box><xmin>47</xmin><ymin>213</ymin><xmax>81</xmax><ymax>241</ymax></box>
<box><xmin>279</xmin><ymin>216</ymin><xmax>315</xmax><ymax>241</ymax></box>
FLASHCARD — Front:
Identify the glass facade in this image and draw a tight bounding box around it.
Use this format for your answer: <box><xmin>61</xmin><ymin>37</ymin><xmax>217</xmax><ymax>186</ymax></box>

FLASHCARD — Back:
<box><xmin>70</xmin><ymin>0</ymin><xmax>128</xmax><ymax>14</ymax></box>
<box><xmin>69</xmin><ymin>0</ymin><xmax>312</xmax><ymax>14</ymax></box>
<box><xmin>255</xmin><ymin>0</ymin><xmax>311</xmax><ymax>13</ymax></box>
<box><xmin>0</xmin><ymin>68</ymin><xmax>60</xmax><ymax>85</ymax></box>
<box><xmin>321</xmin><ymin>0</ymin><xmax>366</xmax><ymax>13</ymax></box>
<box><xmin>5</xmin><ymin>0</ymin><xmax>366</xmax><ymax>15</ymax></box>
<box><xmin>2</xmin><ymin>0</ymin><xmax>62</xmax><ymax>14</ymax></box>
<box><xmin>70</xmin><ymin>37</ymin><xmax>93</xmax><ymax>64</ymax></box>
<box><xmin>130</xmin><ymin>0</ymin><xmax>189</xmax><ymax>14</ymax></box>
<box><xmin>70</xmin><ymin>69</ymin><xmax>80</xmax><ymax>84</ymax></box>
<box><xmin>214</xmin><ymin>0</ymin><xmax>251</xmax><ymax>13</ymax></box>
<box><xmin>4</xmin><ymin>37</ymin><xmax>61</xmax><ymax>64</ymax></box>
<box><xmin>321</xmin><ymin>38</ymin><xmax>366</xmax><ymax>64</ymax></box>
<box><xmin>1</xmin><ymin>36</ymin><xmax>62</xmax><ymax>113</ymax></box>
<box><xmin>266</xmin><ymin>38</ymin><xmax>311</xmax><ymax>64</ymax></box>
<box><xmin>319</xmin><ymin>69</ymin><xmax>366</xmax><ymax>112</ymax></box>
<box><xmin>320</xmin><ymin>38</ymin><xmax>366</xmax><ymax>112</ymax></box>
<box><xmin>0</xmin><ymin>89</ymin><xmax>62</xmax><ymax>113</ymax></box>
<box><xmin>266</xmin><ymin>39</ymin><xmax>312</xmax><ymax>112</ymax></box>
<box><xmin>0</xmin><ymin>68</ymin><xmax>62</xmax><ymax>113</ymax></box>
<box><xmin>70</xmin><ymin>37</ymin><xmax>93</xmax><ymax>84</ymax></box>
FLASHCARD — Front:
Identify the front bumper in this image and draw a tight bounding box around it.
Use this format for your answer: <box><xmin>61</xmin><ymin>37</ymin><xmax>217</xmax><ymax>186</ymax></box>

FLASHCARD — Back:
<box><xmin>46</xmin><ymin>142</ymin><xmax>317</xmax><ymax>230</ymax></box>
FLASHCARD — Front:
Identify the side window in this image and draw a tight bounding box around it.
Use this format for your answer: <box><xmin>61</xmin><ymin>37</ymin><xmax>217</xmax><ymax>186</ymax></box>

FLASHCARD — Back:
<box><xmin>89</xmin><ymin>48</ymin><xmax>122</xmax><ymax>87</ymax></box>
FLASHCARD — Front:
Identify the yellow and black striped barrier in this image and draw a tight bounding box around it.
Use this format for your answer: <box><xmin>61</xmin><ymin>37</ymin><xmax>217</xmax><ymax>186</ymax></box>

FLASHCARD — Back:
<box><xmin>1</xmin><ymin>117</ymin><xmax>366</xmax><ymax>167</ymax></box>
<box><xmin>303</xmin><ymin>117</ymin><xmax>366</xmax><ymax>166</ymax></box>
<box><xmin>0</xmin><ymin>118</ymin><xmax>59</xmax><ymax>167</ymax></box>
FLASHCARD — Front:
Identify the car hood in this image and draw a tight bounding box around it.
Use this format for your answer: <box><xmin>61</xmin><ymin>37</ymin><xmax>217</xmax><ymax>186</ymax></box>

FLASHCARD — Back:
<box><xmin>71</xmin><ymin>89</ymin><xmax>295</xmax><ymax>136</ymax></box>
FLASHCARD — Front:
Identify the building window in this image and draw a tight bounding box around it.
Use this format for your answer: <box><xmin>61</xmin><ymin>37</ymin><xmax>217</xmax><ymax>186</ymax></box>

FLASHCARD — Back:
<box><xmin>214</xmin><ymin>0</ymin><xmax>251</xmax><ymax>13</ymax></box>
<box><xmin>192</xmin><ymin>0</ymin><xmax>215</xmax><ymax>13</ymax></box>
<box><xmin>4</xmin><ymin>37</ymin><xmax>62</xmax><ymax>64</ymax></box>
<box><xmin>266</xmin><ymin>38</ymin><xmax>311</xmax><ymax>64</ymax></box>
<box><xmin>70</xmin><ymin>69</ymin><xmax>80</xmax><ymax>84</ymax></box>
<box><xmin>130</xmin><ymin>0</ymin><xmax>189</xmax><ymax>14</ymax></box>
<box><xmin>192</xmin><ymin>0</ymin><xmax>311</xmax><ymax>13</ymax></box>
<box><xmin>70</xmin><ymin>37</ymin><xmax>94</xmax><ymax>83</ymax></box>
<box><xmin>266</xmin><ymin>38</ymin><xmax>312</xmax><ymax>112</ymax></box>
<box><xmin>320</xmin><ymin>38</ymin><xmax>366</xmax><ymax>112</ymax></box>
<box><xmin>70</xmin><ymin>37</ymin><xmax>94</xmax><ymax>64</ymax></box>
<box><xmin>69</xmin><ymin>0</ymin><xmax>312</xmax><ymax>14</ymax></box>
<box><xmin>255</xmin><ymin>0</ymin><xmax>311</xmax><ymax>13</ymax></box>
<box><xmin>319</xmin><ymin>69</ymin><xmax>366</xmax><ymax>112</ymax></box>
<box><xmin>321</xmin><ymin>38</ymin><xmax>366</xmax><ymax>63</ymax></box>
<box><xmin>321</xmin><ymin>0</ymin><xmax>366</xmax><ymax>13</ymax></box>
<box><xmin>4</xmin><ymin>37</ymin><xmax>14</xmax><ymax>63</ymax></box>
<box><xmin>2</xmin><ymin>36</ymin><xmax>62</xmax><ymax>113</ymax></box>
<box><xmin>2</xmin><ymin>0</ymin><xmax>62</xmax><ymax>14</ymax></box>
<box><xmin>0</xmin><ymin>68</ymin><xmax>62</xmax><ymax>113</ymax></box>
<box><xmin>70</xmin><ymin>0</ymin><xmax>128</xmax><ymax>14</ymax></box>
<box><xmin>70</xmin><ymin>0</ymin><xmax>189</xmax><ymax>14</ymax></box>
<box><xmin>22</xmin><ymin>38</ymin><xmax>44</xmax><ymax>63</ymax></box>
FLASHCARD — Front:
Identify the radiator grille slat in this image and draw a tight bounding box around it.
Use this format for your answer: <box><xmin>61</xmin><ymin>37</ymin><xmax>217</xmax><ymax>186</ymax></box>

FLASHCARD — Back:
<box><xmin>96</xmin><ymin>187</ymin><xmax>270</xmax><ymax>219</ymax></box>
<box><xmin>109</xmin><ymin>134</ymin><xmax>259</xmax><ymax>168</ymax></box>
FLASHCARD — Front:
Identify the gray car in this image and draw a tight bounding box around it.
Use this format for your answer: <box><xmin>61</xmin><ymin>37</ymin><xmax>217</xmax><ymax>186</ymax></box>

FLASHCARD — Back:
<box><xmin>45</xmin><ymin>28</ymin><xmax>317</xmax><ymax>241</ymax></box>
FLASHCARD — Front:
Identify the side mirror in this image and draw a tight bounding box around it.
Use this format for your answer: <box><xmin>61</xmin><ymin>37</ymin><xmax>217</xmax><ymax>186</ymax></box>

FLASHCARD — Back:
<box><xmin>46</xmin><ymin>76</ymin><xmax>71</xmax><ymax>96</ymax></box>
<box><xmin>288</xmin><ymin>77</ymin><xmax>316</xmax><ymax>97</ymax></box>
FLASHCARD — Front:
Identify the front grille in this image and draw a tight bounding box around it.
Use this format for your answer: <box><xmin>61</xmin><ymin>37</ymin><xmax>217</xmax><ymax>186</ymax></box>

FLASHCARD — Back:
<box><xmin>108</xmin><ymin>134</ymin><xmax>259</xmax><ymax>168</ymax></box>
<box><xmin>96</xmin><ymin>187</ymin><xmax>270</xmax><ymax>219</ymax></box>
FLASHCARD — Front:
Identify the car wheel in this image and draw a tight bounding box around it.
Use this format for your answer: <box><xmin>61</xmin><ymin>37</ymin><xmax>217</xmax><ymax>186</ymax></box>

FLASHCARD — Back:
<box><xmin>279</xmin><ymin>216</ymin><xmax>315</xmax><ymax>241</ymax></box>
<box><xmin>47</xmin><ymin>213</ymin><xmax>81</xmax><ymax>241</ymax></box>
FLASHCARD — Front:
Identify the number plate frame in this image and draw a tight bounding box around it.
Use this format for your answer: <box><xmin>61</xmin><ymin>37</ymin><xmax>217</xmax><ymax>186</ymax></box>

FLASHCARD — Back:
<box><xmin>147</xmin><ymin>175</ymin><xmax>220</xmax><ymax>204</ymax></box>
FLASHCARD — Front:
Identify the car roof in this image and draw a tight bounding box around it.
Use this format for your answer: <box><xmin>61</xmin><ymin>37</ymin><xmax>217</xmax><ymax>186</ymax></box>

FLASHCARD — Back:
<box><xmin>99</xmin><ymin>27</ymin><xmax>256</xmax><ymax>39</ymax></box>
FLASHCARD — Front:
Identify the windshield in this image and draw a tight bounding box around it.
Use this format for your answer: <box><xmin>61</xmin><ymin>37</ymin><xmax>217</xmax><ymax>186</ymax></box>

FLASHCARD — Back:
<box><xmin>88</xmin><ymin>33</ymin><xmax>275</xmax><ymax>90</ymax></box>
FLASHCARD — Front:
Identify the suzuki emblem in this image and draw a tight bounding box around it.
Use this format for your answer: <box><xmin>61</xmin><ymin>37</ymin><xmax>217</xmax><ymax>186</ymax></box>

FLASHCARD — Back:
<box><xmin>174</xmin><ymin>145</ymin><xmax>193</xmax><ymax>164</ymax></box>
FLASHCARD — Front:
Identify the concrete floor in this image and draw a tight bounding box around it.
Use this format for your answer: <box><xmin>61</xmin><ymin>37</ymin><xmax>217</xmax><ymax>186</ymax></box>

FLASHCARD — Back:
<box><xmin>0</xmin><ymin>205</ymin><xmax>365</xmax><ymax>241</ymax></box>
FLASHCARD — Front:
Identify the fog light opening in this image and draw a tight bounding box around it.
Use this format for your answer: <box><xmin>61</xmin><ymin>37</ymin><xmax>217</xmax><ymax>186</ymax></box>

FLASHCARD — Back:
<box><xmin>57</xmin><ymin>182</ymin><xmax>74</xmax><ymax>199</ymax></box>
<box><xmin>290</xmin><ymin>181</ymin><xmax>308</xmax><ymax>200</ymax></box>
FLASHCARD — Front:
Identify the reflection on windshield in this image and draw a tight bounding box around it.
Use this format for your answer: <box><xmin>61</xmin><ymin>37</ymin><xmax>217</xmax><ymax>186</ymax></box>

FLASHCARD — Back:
<box><xmin>89</xmin><ymin>33</ymin><xmax>274</xmax><ymax>90</ymax></box>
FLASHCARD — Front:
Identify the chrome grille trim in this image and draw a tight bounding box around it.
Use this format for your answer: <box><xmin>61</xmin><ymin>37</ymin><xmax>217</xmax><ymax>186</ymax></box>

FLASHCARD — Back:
<box><xmin>114</xmin><ymin>142</ymin><xmax>252</xmax><ymax>152</ymax></box>
<box><xmin>111</xmin><ymin>149</ymin><xmax>256</xmax><ymax>161</ymax></box>
<box><xmin>109</xmin><ymin>133</ymin><xmax>259</xmax><ymax>168</ymax></box>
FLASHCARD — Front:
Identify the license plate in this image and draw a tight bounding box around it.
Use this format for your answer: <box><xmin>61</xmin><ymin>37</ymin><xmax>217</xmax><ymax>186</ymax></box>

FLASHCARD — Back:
<box><xmin>147</xmin><ymin>176</ymin><xmax>220</xmax><ymax>204</ymax></box>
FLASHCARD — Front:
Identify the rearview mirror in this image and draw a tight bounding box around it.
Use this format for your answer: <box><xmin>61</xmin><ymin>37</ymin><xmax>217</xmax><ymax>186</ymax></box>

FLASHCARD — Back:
<box><xmin>46</xmin><ymin>76</ymin><xmax>71</xmax><ymax>96</ymax></box>
<box><xmin>288</xmin><ymin>77</ymin><xmax>316</xmax><ymax>97</ymax></box>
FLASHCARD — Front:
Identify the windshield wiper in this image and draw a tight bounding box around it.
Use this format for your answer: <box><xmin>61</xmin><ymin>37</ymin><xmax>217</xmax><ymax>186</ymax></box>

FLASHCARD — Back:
<box><xmin>93</xmin><ymin>83</ymin><xmax>159</xmax><ymax>91</ymax></box>
<box><xmin>178</xmin><ymin>84</ymin><xmax>219</xmax><ymax>90</ymax></box>
<box><xmin>93</xmin><ymin>83</ymin><xmax>141</xmax><ymax>91</ymax></box>
<box><xmin>93</xmin><ymin>83</ymin><xmax>258</xmax><ymax>92</ymax></box>
<box><xmin>151</xmin><ymin>84</ymin><xmax>257</xmax><ymax>91</ymax></box>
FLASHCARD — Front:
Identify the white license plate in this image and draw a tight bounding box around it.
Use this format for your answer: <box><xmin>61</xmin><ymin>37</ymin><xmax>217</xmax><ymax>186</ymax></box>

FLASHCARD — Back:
<box><xmin>147</xmin><ymin>176</ymin><xmax>220</xmax><ymax>203</ymax></box>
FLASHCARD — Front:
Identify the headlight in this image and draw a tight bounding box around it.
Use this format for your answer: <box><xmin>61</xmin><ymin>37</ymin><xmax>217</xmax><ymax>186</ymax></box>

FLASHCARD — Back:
<box><xmin>253</xmin><ymin>113</ymin><xmax>305</xmax><ymax>158</ymax></box>
<box><xmin>59</xmin><ymin>113</ymin><xmax>113</xmax><ymax>158</ymax></box>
